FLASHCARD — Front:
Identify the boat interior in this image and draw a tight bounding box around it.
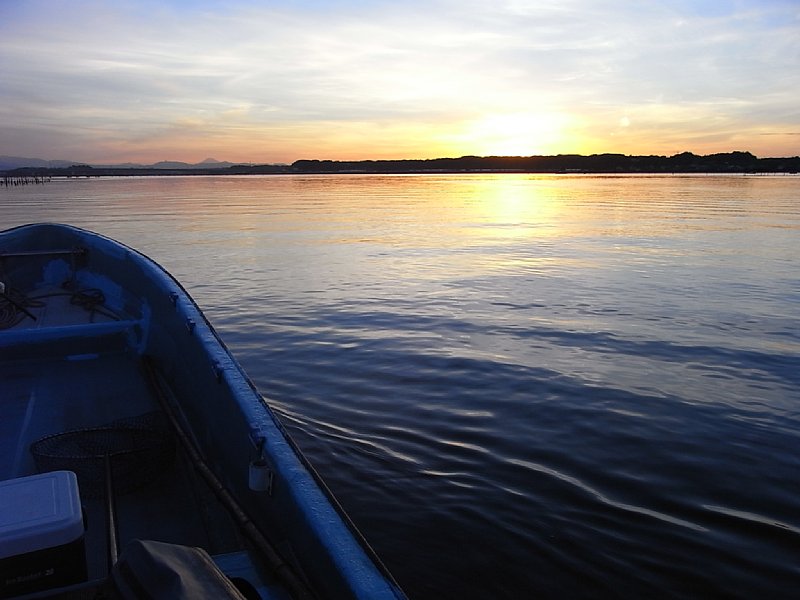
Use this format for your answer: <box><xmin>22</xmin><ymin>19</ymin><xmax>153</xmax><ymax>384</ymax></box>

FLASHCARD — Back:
<box><xmin>1</xmin><ymin>281</ymin><xmax>289</xmax><ymax>599</ymax></box>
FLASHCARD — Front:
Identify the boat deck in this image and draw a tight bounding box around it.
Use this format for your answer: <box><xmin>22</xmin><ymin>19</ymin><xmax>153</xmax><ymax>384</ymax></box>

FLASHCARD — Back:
<box><xmin>1</xmin><ymin>290</ymin><xmax>285</xmax><ymax>597</ymax></box>
<box><xmin>2</xmin><ymin>285</ymin><xmax>143</xmax><ymax>485</ymax></box>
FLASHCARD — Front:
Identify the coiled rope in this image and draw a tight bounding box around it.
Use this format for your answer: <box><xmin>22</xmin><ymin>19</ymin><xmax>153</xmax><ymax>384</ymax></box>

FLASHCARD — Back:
<box><xmin>0</xmin><ymin>287</ymin><xmax>43</xmax><ymax>329</ymax></box>
<box><xmin>0</xmin><ymin>286</ymin><xmax>120</xmax><ymax>329</ymax></box>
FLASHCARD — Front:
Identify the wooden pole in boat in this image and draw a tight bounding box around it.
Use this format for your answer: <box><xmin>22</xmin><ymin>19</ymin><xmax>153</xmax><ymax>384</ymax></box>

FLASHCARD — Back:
<box><xmin>105</xmin><ymin>454</ymin><xmax>120</xmax><ymax>568</ymax></box>
<box><xmin>142</xmin><ymin>357</ymin><xmax>317</xmax><ymax>600</ymax></box>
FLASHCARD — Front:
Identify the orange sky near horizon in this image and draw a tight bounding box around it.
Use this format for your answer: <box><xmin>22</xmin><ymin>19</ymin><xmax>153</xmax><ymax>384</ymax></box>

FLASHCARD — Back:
<box><xmin>1</xmin><ymin>1</ymin><xmax>798</xmax><ymax>164</ymax></box>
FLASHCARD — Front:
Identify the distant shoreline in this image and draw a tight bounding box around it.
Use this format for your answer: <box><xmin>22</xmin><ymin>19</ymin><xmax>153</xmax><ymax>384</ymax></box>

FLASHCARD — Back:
<box><xmin>2</xmin><ymin>151</ymin><xmax>799</xmax><ymax>178</ymax></box>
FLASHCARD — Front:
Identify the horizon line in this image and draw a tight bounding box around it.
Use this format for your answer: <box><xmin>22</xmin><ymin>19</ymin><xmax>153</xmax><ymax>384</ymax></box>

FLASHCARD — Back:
<box><xmin>4</xmin><ymin>148</ymin><xmax>800</xmax><ymax>168</ymax></box>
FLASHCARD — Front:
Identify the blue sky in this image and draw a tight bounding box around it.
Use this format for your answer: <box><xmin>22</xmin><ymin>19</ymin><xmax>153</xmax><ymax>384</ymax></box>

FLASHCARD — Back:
<box><xmin>1</xmin><ymin>0</ymin><xmax>798</xmax><ymax>163</ymax></box>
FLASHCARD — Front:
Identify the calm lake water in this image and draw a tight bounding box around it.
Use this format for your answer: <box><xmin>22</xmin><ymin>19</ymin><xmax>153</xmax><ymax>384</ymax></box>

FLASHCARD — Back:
<box><xmin>3</xmin><ymin>174</ymin><xmax>799</xmax><ymax>598</ymax></box>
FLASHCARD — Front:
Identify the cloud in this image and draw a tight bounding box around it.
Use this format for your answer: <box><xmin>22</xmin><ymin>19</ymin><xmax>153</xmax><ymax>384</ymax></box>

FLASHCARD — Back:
<box><xmin>1</xmin><ymin>0</ymin><xmax>798</xmax><ymax>161</ymax></box>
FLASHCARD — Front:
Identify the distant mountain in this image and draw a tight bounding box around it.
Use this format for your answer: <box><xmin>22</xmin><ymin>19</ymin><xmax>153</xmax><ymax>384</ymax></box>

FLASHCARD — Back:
<box><xmin>0</xmin><ymin>155</ymin><xmax>241</xmax><ymax>170</ymax></box>
<box><xmin>98</xmin><ymin>159</ymin><xmax>241</xmax><ymax>169</ymax></box>
<box><xmin>144</xmin><ymin>159</ymin><xmax>239</xmax><ymax>169</ymax></box>
<box><xmin>0</xmin><ymin>156</ymin><xmax>77</xmax><ymax>170</ymax></box>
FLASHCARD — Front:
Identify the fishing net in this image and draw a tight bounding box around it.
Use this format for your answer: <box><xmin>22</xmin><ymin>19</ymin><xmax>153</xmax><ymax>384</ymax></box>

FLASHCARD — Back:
<box><xmin>30</xmin><ymin>411</ymin><xmax>175</xmax><ymax>497</ymax></box>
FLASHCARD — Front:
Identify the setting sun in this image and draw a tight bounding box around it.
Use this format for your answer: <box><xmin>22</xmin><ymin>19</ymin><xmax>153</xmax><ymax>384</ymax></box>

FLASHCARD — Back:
<box><xmin>461</xmin><ymin>112</ymin><xmax>572</xmax><ymax>157</ymax></box>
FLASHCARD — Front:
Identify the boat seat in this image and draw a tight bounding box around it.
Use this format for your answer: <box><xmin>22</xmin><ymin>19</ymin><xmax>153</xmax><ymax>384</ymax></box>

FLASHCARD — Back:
<box><xmin>0</xmin><ymin>320</ymin><xmax>141</xmax><ymax>362</ymax></box>
<box><xmin>112</xmin><ymin>539</ymin><xmax>249</xmax><ymax>599</ymax></box>
<box><xmin>17</xmin><ymin>542</ymin><xmax>274</xmax><ymax>600</ymax></box>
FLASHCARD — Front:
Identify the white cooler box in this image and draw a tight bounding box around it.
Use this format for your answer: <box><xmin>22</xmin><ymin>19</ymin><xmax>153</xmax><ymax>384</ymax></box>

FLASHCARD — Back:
<box><xmin>0</xmin><ymin>471</ymin><xmax>87</xmax><ymax>597</ymax></box>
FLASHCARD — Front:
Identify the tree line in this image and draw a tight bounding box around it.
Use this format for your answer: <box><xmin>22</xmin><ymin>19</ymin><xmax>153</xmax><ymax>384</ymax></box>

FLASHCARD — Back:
<box><xmin>290</xmin><ymin>151</ymin><xmax>799</xmax><ymax>174</ymax></box>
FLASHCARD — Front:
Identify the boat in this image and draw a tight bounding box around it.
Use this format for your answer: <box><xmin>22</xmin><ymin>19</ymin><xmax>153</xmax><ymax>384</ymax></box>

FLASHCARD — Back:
<box><xmin>0</xmin><ymin>223</ymin><xmax>406</xmax><ymax>599</ymax></box>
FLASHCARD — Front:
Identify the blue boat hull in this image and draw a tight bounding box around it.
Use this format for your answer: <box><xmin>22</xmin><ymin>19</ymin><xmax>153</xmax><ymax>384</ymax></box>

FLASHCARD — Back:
<box><xmin>0</xmin><ymin>223</ymin><xmax>405</xmax><ymax>599</ymax></box>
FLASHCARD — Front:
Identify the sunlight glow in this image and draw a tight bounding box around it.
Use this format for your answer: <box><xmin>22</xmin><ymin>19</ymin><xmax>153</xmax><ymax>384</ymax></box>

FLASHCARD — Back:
<box><xmin>462</xmin><ymin>112</ymin><xmax>572</xmax><ymax>157</ymax></box>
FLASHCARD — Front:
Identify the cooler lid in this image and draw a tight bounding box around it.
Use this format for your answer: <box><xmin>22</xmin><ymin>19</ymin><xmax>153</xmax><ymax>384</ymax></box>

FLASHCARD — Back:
<box><xmin>0</xmin><ymin>470</ymin><xmax>84</xmax><ymax>559</ymax></box>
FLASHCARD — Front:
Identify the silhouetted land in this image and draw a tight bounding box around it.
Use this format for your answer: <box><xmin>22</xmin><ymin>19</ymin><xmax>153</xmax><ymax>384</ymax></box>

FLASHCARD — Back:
<box><xmin>2</xmin><ymin>151</ymin><xmax>799</xmax><ymax>179</ymax></box>
<box><xmin>291</xmin><ymin>151</ymin><xmax>800</xmax><ymax>174</ymax></box>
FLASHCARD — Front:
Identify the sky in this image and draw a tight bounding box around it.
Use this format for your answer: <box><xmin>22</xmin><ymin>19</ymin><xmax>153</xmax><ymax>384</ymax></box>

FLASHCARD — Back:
<box><xmin>1</xmin><ymin>0</ymin><xmax>798</xmax><ymax>164</ymax></box>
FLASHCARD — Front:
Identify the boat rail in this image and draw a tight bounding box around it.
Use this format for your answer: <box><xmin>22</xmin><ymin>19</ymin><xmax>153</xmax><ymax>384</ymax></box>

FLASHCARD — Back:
<box><xmin>0</xmin><ymin>247</ymin><xmax>88</xmax><ymax>259</ymax></box>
